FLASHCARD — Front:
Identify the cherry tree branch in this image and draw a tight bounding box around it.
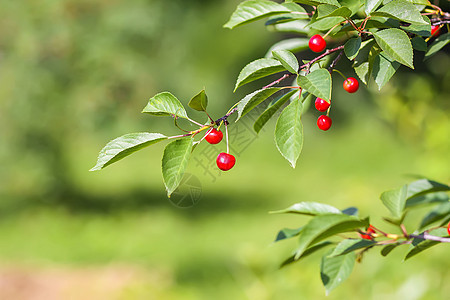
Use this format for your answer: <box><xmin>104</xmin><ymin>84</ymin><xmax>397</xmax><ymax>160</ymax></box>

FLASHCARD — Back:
<box><xmin>409</xmin><ymin>232</ymin><xmax>450</xmax><ymax>243</ymax></box>
<box><xmin>298</xmin><ymin>45</ymin><xmax>345</xmax><ymax>73</ymax></box>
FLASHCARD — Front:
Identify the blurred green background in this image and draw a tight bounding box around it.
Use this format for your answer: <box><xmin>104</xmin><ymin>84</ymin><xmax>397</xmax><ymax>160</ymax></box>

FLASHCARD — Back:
<box><xmin>0</xmin><ymin>0</ymin><xmax>449</xmax><ymax>299</ymax></box>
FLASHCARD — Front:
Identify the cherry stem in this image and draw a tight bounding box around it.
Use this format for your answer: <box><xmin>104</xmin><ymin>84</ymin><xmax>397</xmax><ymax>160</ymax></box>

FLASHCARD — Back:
<box><xmin>263</xmin><ymin>73</ymin><xmax>293</xmax><ymax>89</ymax></box>
<box><xmin>186</xmin><ymin>116</ymin><xmax>204</xmax><ymax>127</ymax></box>
<box><xmin>327</xmin><ymin>50</ymin><xmax>344</xmax><ymax>73</ymax></box>
<box><xmin>323</xmin><ymin>22</ymin><xmax>342</xmax><ymax>39</ymax></box>
<box><xmin>298</xmin><ymin>45</ymin><xmax>345</xmax><ymax>73</ymax></box>
<box><xmin>225</xmin><ymin>122</ymin><xmax>230</xmax><ymax>154</ymax></box>
<box><xmin>332</xmin><ymin>69</ymin><xmax>347</xmax><ymax>80</ymax></box>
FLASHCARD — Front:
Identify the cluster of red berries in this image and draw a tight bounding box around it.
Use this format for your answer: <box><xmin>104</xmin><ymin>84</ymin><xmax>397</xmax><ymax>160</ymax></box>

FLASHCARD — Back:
<box><xmin>359</xmin><ymin>225</ymin><xmax>376</xmax><ymax>240</ymax></box>
<box><xmin>204</xmin><ymin>128</ymin><xmax>236</xmax><ymax>171</ymax></box>
<box><xmin>308</xmin><ymin>35</ymin><xmax>360</xmax><ymax>131</ymax></box>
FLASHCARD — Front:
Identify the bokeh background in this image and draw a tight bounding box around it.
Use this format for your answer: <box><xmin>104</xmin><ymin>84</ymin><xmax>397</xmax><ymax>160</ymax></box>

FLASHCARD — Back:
<box><xmin>0</xmin><ymin>0</ymin><xmax>449</xmax><ymax>299</ymax></box>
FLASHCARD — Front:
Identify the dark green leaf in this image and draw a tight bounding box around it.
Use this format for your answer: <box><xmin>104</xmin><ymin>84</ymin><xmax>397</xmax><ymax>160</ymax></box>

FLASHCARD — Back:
<box><xmin>321</xmin><ymin>251</ymin><xmax>356</xmax><ymax>295</ymax></box>
<box><xmin>274</xmin><ymin>99</ymin><xmax>304</xmax><ymax>168</ymax></box>
<box><xmin>234</xmin><ymin>58</ymin><xmax>285</xmax><ymax>91</ymax></box>
<box><xmin>380</xmin><ymin>184</ymin><xmax>408</xmax><ymax>219</ymax></box>
<box><xmin>297</xmin><ymin>69</ymin><xmax>332</xmax><ymax>101</ymax></box>
<box><xmin>328</xmin><ymin>239</ymin><xmax>376</xmax><ymax>257</ymax></box>
<box><xmin>295</xmin><ymin>214</ymin><xmax>368</xmax><ymax>259</ymax></box>
<box><xmin>411</xmin><ymin>36</ymin><xmax>427</xmax><ymax>52</ymax></box>
<box><xmin>266</xmin><ymin>19</ymin><xmax>309</xmax><ymax>34</ymax></box>
<box><xmin>224</xmin><ymin>0</ymin><xmax>290</xmax><ymax>29</ymax></box>
<box><xmin>341</xmin><ymin>207</ymin><xmax>358</xmax><ymax>216</ymax></box>
<box><xmin>254</xmin><ymin>90</ymin><xmax>297</xmax><ymax>133</ymax></box>
<box><xmin>90</xmin><ymin>133</ymin><xmax>167</xmax><ymax>171</ymax></box>
<box><xmin>309</xmin><ymin>16</ymin><xmax>345</xmax><ymax>30</ymax></box>
<box><xmin>272</xmin><ymin>50</ymin><xmax>299</xmax><ymax>74</ymax></box>
<box><xmin>406</xmin><ymin>192</ymin><xmax>449</xmax><ymax>208</ymax></box>
<box><xmin>271</xmin><ymin>201</ymin><xmax>342</xmax><ymax>216</ymax></box>
<box><xmin>188</xmin><ymin>89</ymin><xmax>208</xmax><ymax>112</ymax></box>
<box><xmin>281</xmin><ymin>241</ymin><xmax>333</xmax><ymax>268</ymax></box>
<box><xmin>419</xmin><ymin>202</ymin><xmax>450</xmax><ymax>230</ymax></box>
<box><xmin>372</xmin><ymin>51</ymin><xmax>401</xmax><ymax>90</ymax></box>
<box><xmin>344</xmin><ymin>37</ymin><xmax>362</xmax><ymax>60</ymax></box>
<box><xmin>373</xmin><ymin>28</ymin><xmax>414</xmax><ymax>69</ymax></box>
<box><xmin>354</xmin><ymin>62</ymin><xmax>370</xmax><ymax>85</ymax></box>
<box><xmin>275</xmin><ymin>227</ymin><xmax>303</xmax><ymax>242</ymax></box>
<box><xmin>372</xmin><ymin>0</ymin><xmax>428</xmax><ymax>25</ymax></box>
<box><xmin>142</xmin><ymin>92</ymin><xmax>189</xmax><ymax>119</ymax></box>
<box><xmin>407</xmin><ymin>179</ymin><xmax>450</xmax><ymax>199</ymax></box>
<box><xmin>425</xmin><ymin>33</ymin><xmax>450</xmax><ymax>60</ymax></box>
<box><xmin>288</xmin><ymin>0</ymin><xmax>341</xmax><ymax>7</ymax></box>
<box><xmin>162</xmin><ymin>138</ymin><xmax>194</xmax><ymax>197</ymax></box>
<box><xmin>381</xmin><ymin>243</ymin><xmax>402</xmax><ymax>256</ymax></box>
<box><xmin>235</xmin><ymin>87</ymin><xmax>282</xmax><ymax>121</ymax></box>
<box><xmin>352</xmin><ymin>39</ymin><xmax>376</xmax><ymax>84</ymax></box>
<box><xmin>364</xmin><ymin>0</ymin><xmax>383</xmax><ymax>15</ymax></box>
<box><xmin>405</xmin><ymin>228</ymin><xmax>448</xmax><ymax>260</ymax></box>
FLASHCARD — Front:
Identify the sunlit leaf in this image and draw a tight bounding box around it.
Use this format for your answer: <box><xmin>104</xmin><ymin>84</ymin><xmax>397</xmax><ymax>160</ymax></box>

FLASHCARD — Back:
<box><xmin>142</xmin><ymin>92</ymin><xmax>188</xmax><ymax>119</ymax></box>
<box><xmin>234</xmin><ymin>58</ymin><xmax>285</xmax><ymax>91</ymax></box>
<box><xmin>235</xmin><ymin>87</ymin><xmax>282</xmax><ymax>121</ymax></box>
<box><xmin>373</xmin><ymin>28</ymin><xmax>414</xmax><ymax>69</ymax></box>
<box><xmin>162</xmin><ymin>138</ymin><xmax>194</xmax><ymax>197</ymax></box>
<box><xmin>272</xmin><ymin>49</ymin><xmax>299</xmax><ymax>74</ymax></box>
<box><xmin>380</xmin><ymin>184</ymin><xmax>408</xmax><ymax>219</ymax></box>
<box><xmin>188</xmin><ymin>89</ymin><xmax>208</xmax><ymax>112</ymax></box>
<box><xmin>254</xmin><ymin>90</ymin><xmax>297</xmax><ymax>133</ymax></box>
<box><xmin>271</xmin><ymin>201</ymin><xmax>342</xmax><ymax>215</ymax></box>
<box><xmin>321</xmin><ymin>251</ymin><xmax>356</xmax><ymax>295</ymax></box>
<box><xmin>90</xmin><ymin>133</ymin><xmax>167</xmax><ymax>171</ymax></box>
<box><xmin>372</xmin><ymin>0</ymin><xmax>428</xmax><ymax>25</ymax></box>
<box><xmin>224</xmin><ymin>0</ymin><xmax>290</xmax><ymax>29</ymax></box>
<box><xmin>372</xmin><ymin>51</ymin><xmax>401</xmax><ymax>90</ymax></box>
<box><xmin>328</xmin><ymin>239</ymin><xmax>376</xmax><ymax>257</ymax></box>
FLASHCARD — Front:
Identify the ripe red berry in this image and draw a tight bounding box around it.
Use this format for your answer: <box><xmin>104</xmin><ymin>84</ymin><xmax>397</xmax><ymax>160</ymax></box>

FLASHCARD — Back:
<box><xmin>216</xmin><ymin>152</ymin><xmax>236</xmax><ymax>171</ymax></box>
<box><xmin>359</xmin><ymin>225</ymin><xmax>376</xmax><ymax>240</ymax></box>
<box><xmin>314</xmin><ymin>97</ymin><xmax>330</xmax><ymax>112</ymax></box>
<box><xmin>317</xmin><ymin>115</ymin><xmax>332</xmax><ymax>131</ymax></box>
<box><xmin>205</xmin><ymin>128</ymin><xmax>223</xmax><ymax>144</ymax></box>
<box><xmin>309</xmin><ymin>34</ymin><xmax>326</xmax><ymax>53</ymax></box>
<box><xmin>447</xmin><ymin>221</ymin><xmax>450</xmax><ymax>236</ymax></box>
<box><xmin>431</xmin><ymin>25</ymin><xmax>440</xmax><ymax>37</ymax></box>
<box><xmin>343</xmin><ymin>77</ymin><xmax>359</xmax><ymax>93</ymax></box>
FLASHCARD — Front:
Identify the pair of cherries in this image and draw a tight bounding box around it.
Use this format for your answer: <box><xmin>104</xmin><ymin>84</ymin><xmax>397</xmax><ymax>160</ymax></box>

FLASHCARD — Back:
<box><xmin>205</xmin><ymin>128</ymin><xmax>235</xmax><ymax>171</ymax></box>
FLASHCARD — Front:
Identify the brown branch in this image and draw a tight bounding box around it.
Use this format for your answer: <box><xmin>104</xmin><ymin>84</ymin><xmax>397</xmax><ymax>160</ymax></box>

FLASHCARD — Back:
<box><xmin>327</xmin><ymin>50</ymin><xmax>344</xmax><ymax>73</ymax></box>
<box><xmin>298</xmin><ymin>45</ymin><xmax>345</xmax><ymax>73</ymax></box>
<box><xmin>409</xmin><ymin>233</ymin><xmax>450</xmax><ymax>243</ymax></box>
<box><xmin>262</xmin><ymin>73</ymin><xmax>293</xmax><ymax>89</ymax></box>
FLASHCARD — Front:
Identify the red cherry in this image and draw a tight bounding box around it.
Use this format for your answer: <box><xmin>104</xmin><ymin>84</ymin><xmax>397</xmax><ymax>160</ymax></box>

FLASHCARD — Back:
<box><xmin>447</xmin><ymin>221</ymin><xmax>450</xmax><ymax>236</ymax></box>
<box><xmin>431</xmin><ymin>25</ymin><xmax>440</xmax><ymax>37</ymax></box>
<box><xmin>205</xmin><ymin>128</ymin><xmax>223</xmax><ymax>144</ymax></box>
<box><xmin>309</xmin><ymin>34</ymin><xmax>326</xmax><ymax>53</ymax></box>
<box><xmin>314</xmin><ymin>97</ymin><xmax>330</xmax><ymax>112</ymax></box>
<box><xmin>359</xmin><ymin>225</ymin><xmax>376</xmax><ymax>240</ymax></box>
<box><xmin>216</xmin><ymin>152</ymin><xmax>236</xmax><ymax>171</ymax></box>
<box><xmin>317</xmin><ymin>115</ymin><xmax>332</xmax><ymax>131</ymax></box>
<box><xmin>343</xmin><ymin>77</ymin><xmax>359</xmax><ymax>93</ymax></box>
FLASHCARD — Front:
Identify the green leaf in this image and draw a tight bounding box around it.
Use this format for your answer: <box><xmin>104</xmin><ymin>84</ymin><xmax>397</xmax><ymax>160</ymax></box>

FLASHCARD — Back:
<box><xmin>266</xmin><ymin>38</ymin><xmax>310</xmax><ymax>57</ymax></box>
<box><xmin>309</xmin><ymin>17</ymin><xmax>345</xmax><ymax>30</ymax></box>
<box><xmin>275</xmin><ymin>227</ymin><xmax>303</xmax><ymax>242</ymax></box>
<box><xmin>373</xmin><ymin>28</ymin><xmax>414</xmax><ymax>69</ymax></box>
<box><xmin>265</xmin><ymin>2</ymin><xmax>309</xmax><ymax>25</ymax></box>
<box><xmin>419</xmin><ymin>202</ymin><xmax>450</xmax><ymax>230</ymax></box>
<box><xmin>411</xmin><ymin>36</ymin><xmax>427</xmax><ymax>52</ymax></box>
<box><xmin>272</xmin><ymin>50</ymin><xmax>299</xmax><ymax>74</ymax></box>
<box><xmin>235</xmin><ymin>87</ymin><xmax>282</xmax><ymax>121</ymax></box>
<box><xmin>274</xmin><ymin>99</ymin><xmax>303</xmax><ymax>168</ymax></box>
<box><xmin>338</xmin><ymin>0</ymin><xmax>361</xmax><ymax>15</ymax></box>
<box><xmin>142</xmin><ymin>92</ymin><xmax>188</xmax><ymax>119</ymax></box>
<box><xmin>341</xmin><ymin>207</ymin><xmax>358</xmax><ymax>216</ymax></box>
<box><xmin>406</xmin><ymin>192</ymin><xmax>449</xmax><ymax>208</ymax></box>
<box><xmin>380</xmin><ymin>184</ymin><xmax>408</xmax><ymax>219</ymax></box>
<box><xmin>352</xmin><ymin>39</ymin><xmax>377</xmax><ymax>84</ymax></box>
<box><xmin>372</xmin><ymin>0</ymin><xmax>428</xmax><ymax>25</ymax></box>
<box><xmin>295</xmin><ymin>214</ymin><xmax>368</xmax><ymax>259</ymax></box>
<box><xmin>372</xmin><ymin>51</ymin><xmax>401</xmax><ymax>90</ymax></box>
<box><xmin>297</xmin><ymin>69</ymin><xmax>332</xmax><ymax>101</ymax></box>
<box><xmin>381</xmin><ymin>243</ymin><xmax>403</xmax><ymax>256</ymax></box>
<box><xmin>407</xmin><ymin>179</ymin><xmax>450</xmax><ymax>199</ymax></box>
<box><xmin>224</xmin><ymin>0</ymin><xmax>290</xmax><ymax>29</ymax></box>
<box><xmin>234</xmin><ymin>58</ymin><xmax>285</xmax><ymax>91</ymax></box>
<box><xmin>400</xmin><ymin>16</ymin><xmax>431</xmax><ymax>37</ymax></box>
<box><xmin>288</xmin><ymin>0</ymin><xmax>341</xmax><ymax>7</ymax></box>
<box><xmin>425</xmin><ymin>33</ymin><xmax>450</xmax><ymax>60</ymax></box>
<box><xmin>254</xmin><ymin>90</ymin><xmax>297</xmax><ymax>133</ymax></box>
<box><xmin>404</xmin><ymin>228</ymin><xmax>448</xmax><ymax>260</ymax></box>
<box><xmin>271</xmin><ymin>201</ymin><xmax>342</xmax><ymax>216</ymax></box>
<box><xmin>328</xmin><ymin>239</ymin><xmax>376</xmax><ymax>257</ymax></box>
<box><xmin>364</xmin><ymin>0</ymin><xmax>383</xmax><ymax>15</ymax></box>
<box><xmin>317</xmin><ymin>5</ymin><xmax>352</xmax><ymax>19</ymax></box>
<box><xmin>321</xmin><ymin>251</ymin><xmax>356</xmax><ymax>295</ymax></box>
<box><xmin>90</xmin><ymin>133</ymin><xmax>167</xmax><ymax>171</ymax></box>
<box><xmin>266</xmin><ymin>19</ymin><xmax>309</xmax><ymax>34</ymax></box>
<box><xmin>281</xmin><ymin>241</ymin><xmax>333</xmax><ymax>268</ymax></box>
<box><xmin>162</xmin><ymin>138</ymin><xmax>194</xmax><ymax>197</ymax></box>
<box><xmin>344</xmin><ymin>37</ymin><xmax>362</xmax><ymax>60</ymax></box>
<box><xmin>354</xmin><ymin>62</ymin><xmax>370</xmax><ymax>85</ymax></box>
<box><xmin>188</xmin><ymin>89</ymin><xmax>208</xmax><ymax>112</ymax></box>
